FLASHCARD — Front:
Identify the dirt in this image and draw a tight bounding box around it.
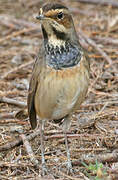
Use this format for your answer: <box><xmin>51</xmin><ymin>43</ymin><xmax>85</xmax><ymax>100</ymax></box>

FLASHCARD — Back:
<box><xmin>0</xmin><ymin>0</ymin><xmax>118</xmax><ymax>179</ymax></box>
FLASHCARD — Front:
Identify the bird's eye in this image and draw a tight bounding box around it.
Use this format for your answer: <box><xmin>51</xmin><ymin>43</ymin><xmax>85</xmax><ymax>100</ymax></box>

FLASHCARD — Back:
<box><xmin>57</xmin><ymin>12</ymin><xmax>64</xmax><ymax>19</ymax></box>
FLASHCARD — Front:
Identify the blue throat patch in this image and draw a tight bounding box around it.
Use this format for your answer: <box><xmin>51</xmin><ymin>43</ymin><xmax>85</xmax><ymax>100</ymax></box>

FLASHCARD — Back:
<box><xmin>45</xmin><ymin>42</ymin><xmax>82</xmax><ymax>69</ymax></box>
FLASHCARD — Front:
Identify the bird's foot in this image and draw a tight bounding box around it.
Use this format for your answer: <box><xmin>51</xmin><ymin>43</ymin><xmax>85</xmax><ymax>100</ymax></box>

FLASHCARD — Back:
<box><xmin>42</xmin><ymin>163</ymin><xmax>48</xmax><ymax>176</ymax></box>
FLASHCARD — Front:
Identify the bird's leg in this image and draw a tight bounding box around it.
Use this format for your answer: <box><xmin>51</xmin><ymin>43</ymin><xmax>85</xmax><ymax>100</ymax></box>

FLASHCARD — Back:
<box><xmin>39</xmin><ymin>120</ymin><xmax>47</xmax><ymax>176</ymax></box>
<box><xmin>64</xmin><ymin>132</ymin><xmax>73</xmax><ymax>173</ymax></box>
<box><xmin>62</xmin><ymin>116</ymin><xmax>73</xmax><ymax>173</ymax></box>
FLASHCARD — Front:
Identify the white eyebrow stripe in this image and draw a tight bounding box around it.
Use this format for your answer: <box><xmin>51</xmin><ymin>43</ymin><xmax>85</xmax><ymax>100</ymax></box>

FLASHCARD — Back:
<box><xmin>40</xmin><ymin>8</ymin><xmax>43</xmax><ymax>15</ymax></box>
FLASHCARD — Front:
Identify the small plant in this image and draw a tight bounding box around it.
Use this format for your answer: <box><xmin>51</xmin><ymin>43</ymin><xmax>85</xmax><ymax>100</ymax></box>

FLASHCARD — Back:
<box><xmin>82</xmin><ymin>160</ymin><xmax>107</xmax><ymax>180</ymax></box>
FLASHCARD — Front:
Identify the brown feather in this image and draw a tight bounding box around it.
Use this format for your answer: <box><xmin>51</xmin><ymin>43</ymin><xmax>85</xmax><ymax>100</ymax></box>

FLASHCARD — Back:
<box><xmin>34</xmin><ymin>55</ymin><xmax>89</xmax><ymax>121</ymax></box>
<box><xmin>27</xmin><ymin>58</ymin><xmax>41</xmax><ymax>129</ymax></box>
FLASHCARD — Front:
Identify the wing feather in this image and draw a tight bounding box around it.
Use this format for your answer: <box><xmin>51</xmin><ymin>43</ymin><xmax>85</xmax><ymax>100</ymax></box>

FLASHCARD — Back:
<box><xmin>27</xmin><ymin>57</ymin><xmax>41</xmax><ymax>129</ymax></box>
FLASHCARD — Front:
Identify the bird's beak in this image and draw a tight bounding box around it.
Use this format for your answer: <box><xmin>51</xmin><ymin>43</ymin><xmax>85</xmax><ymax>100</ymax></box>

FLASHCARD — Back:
<box><xmin>36</xmin><ymin>14</ymin><xmax>45</xmax><ymax>20</ymax></box>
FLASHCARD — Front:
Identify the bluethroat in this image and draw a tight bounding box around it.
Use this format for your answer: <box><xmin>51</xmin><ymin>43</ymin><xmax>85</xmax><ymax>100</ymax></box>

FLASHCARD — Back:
<box><xmin>28</xmin><ymin>2</ymin><xmax>90</xmax><ymax>175</ymax></box>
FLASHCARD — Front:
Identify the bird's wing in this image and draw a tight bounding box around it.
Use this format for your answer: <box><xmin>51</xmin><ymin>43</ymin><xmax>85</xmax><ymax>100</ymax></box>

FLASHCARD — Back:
<box><xmin>27</xmin><ymin>57</ymin><xmax>41</xmax><ymax>129</ymax></box>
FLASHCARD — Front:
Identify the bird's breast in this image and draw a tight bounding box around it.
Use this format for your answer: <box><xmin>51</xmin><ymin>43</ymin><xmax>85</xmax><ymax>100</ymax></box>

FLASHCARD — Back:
<box><xmin>35</xmin><ymin>57</ymin><xmax>89</xmax><ymax>120</ymax></box>
<box><xmin>45</xmin><ymin>42</ymin><xmax>82</xmax><ymax>69</ymax></box>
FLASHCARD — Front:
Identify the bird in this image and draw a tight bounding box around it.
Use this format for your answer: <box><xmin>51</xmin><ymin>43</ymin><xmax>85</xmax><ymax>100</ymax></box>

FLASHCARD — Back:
<box><xmin>28</xmin><ymin>2</ymin><xmax>90</xmax><ymax>175</ymax></box>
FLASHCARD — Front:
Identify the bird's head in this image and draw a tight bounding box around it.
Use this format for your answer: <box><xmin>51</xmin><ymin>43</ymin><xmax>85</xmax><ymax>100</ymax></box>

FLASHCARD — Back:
<box><xmin>36</xmin><ymin>3</ymin><xmax>78</xmax><ymax>46</ymax></box>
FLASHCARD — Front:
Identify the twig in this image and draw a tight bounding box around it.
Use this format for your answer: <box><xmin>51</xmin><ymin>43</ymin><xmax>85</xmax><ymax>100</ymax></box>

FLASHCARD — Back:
<box><xmin>20</xmin><ymin>134</ymin><xmax>39</xmax><ymax>166</ymax></box>
<box><xmin>0</xmin><ymin>27</ymin><xmax>39</xmax><ymax>44</ymax></box>
<box><xmin>72</xmin><ymin>152</ymin><xmax>118</xmax><ymax>166</ymax></box>
<box><xmin>79</xmin><ymin>30</ymin><xmax>112</xmax><ymax>65</ymax></box>
<box><xmin>0</xmin><ymin>15</ymin><xmax>40</xmax><ymax>31</ymax></box>
<box><xmin>92</xmin><ymin>36</ymin><xmax>118</xmax><ymax>45</ymax></box>
<box><xmin>0</xmin><ymin>162</ymin><xmax>34</xmax><ymax>167</ymax></box>
<box><xmin>0</xmin><ymin>97</ymin><xmax>27</xmax><ymax>108</ymax></box>
<box><xmin>0</xmin><ymin>119</ymin><xmax>27</xmax><ymax>125</ymax></box>
<box><xmin>45</xmin><ymin>134</ymin><xmax>93</xmax><ymax>140</ymax></box>
<box><xmin>0</xmin><ymin>129</ymin><xmax>40</xmax><ymax>152</ymax></box>
<box><xmin>0</xmin><ymin>112</ymin><xmax>16</xmax><ymax>120</ymax></box>
<box><xmin>91</xmin><ymin>90</ymin><xmax>118</xmax><ymax>97</ymax></box>
<box><xmin>11</xmin><ymin>18</ymin><xmax>39</xmax><ymax>29</ymax></box>
<box><xmin>81</xmin><ymin>100</ymin><xmax>118</xmax><ymax>108</ymax></box>
<box><xmin>1</xmin><ymin>60</ymin><xmax>33</xmax><ymax>80</ymax></box>
<box><xmin>73</xmin><ymin>147</ymin><xmax>107</xmax><ymax>152</ymax></box>
<box><xmin>76</xmin><ymin>0</ymin><xmax>118</xmax><ymax>8</ymax></box>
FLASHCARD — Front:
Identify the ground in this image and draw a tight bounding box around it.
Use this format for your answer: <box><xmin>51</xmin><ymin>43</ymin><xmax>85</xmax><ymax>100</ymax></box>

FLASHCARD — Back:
<box><xmin>0</xmin><ymin>0</ymin><xmax>118</xmax><ymax>179</ymax></box>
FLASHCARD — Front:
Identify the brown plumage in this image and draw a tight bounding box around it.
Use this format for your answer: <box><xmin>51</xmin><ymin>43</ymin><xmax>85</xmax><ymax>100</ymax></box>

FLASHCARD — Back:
<box><xmin>28</xmin><ymin>2</ymin><xmax>90</xmax><ymax>175</ymax></box>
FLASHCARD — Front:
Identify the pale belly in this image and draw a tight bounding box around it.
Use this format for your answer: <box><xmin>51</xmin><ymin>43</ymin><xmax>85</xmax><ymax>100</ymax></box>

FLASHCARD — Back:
<box><xmin>35</xmin><ymin>65</ymin><xmax>89</xmax><ymax>120</ymax></box>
